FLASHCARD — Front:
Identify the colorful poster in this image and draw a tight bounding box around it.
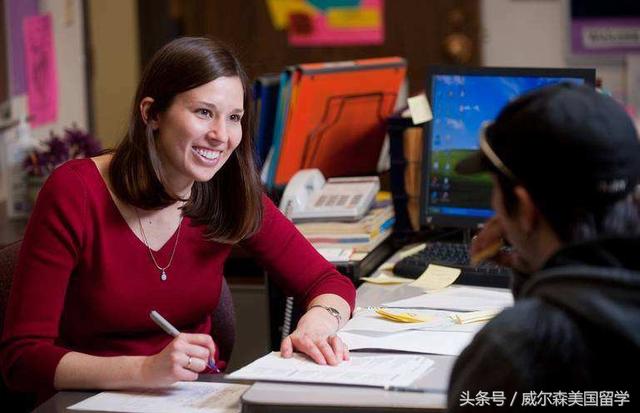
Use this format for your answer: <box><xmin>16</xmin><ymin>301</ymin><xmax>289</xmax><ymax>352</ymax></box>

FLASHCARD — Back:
<box><xmin>23</xmin><ymin>14</ymin><xmax>59</xmax><ymax>127</ymax></box>
<box><xmin>290</xmin><ymin>0</ymin><xmax>383</xmax><ymax>46</ymax></box>
<box><xmin>266</xmin><ymin>0</ymin><xmax>318</xmax><ymax>30</ymax></box>
<box><xmin>6</xmin><ymin>0</ymin><xmax>39</xmax><ymax>96</ymax></box>
<box><xmin>266</xmin><ymin>0</ymin><xmax>384</xmax><ymax>47</ymax></box>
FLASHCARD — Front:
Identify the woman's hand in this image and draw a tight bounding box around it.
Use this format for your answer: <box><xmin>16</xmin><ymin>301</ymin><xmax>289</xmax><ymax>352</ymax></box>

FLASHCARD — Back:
<box><xmin>141</xmin><ymin>333</ymin><xmax>217</xmax><ymax>387</ymax></box>
<box><xmin>280</xmin><ymin>307</ymin><xmax>349</xmax><ymax>366</ymax></box>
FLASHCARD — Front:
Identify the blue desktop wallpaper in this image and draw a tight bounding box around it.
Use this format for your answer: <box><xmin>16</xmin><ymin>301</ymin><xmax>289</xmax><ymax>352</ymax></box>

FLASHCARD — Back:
<box><xmin>431</xmin><ymin>75</ymin><xmax>584</xmax><ymax>152</ymax></box>
<box><xmin>426</xmin><ymin>74</ymin><xmax>585</xmax><ymax>223</ymax></box>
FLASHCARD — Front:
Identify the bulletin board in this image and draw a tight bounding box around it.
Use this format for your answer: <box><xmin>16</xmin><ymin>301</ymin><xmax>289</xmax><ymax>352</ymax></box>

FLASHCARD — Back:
<box><xmin>161</xmin><ymin>0</ymin><xmax>480</xmax><ymax>94</ymax></box>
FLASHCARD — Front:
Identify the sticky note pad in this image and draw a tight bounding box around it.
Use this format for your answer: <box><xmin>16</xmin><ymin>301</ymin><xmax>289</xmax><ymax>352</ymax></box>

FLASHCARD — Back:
<box><xmin>375</xmin><ymin>308</ymin><xmax>430</xmax><ymax>323</ymax></box>
<box><xmin>407</xmin><ymin>94</ymin><xmax>433</xmax><ymax>125</ymax></box>
<box><xmin>398</xmin><ymin>243</ymin><xmax>426</xmax><ymax>260</ymax></box>
<box><xmin>361</xmin><ymin>272</ymin><xmax>414</xmax><ymax>285</ymax></box>
<box><xmin>411</xmin><ymin>264</ymin><xmax>461</xmax><ymax>291</ymax></box>
<box><xmin>450</xmin><ymin>309</ymin><xmax>500</xmax><ymax>324</ymax></box>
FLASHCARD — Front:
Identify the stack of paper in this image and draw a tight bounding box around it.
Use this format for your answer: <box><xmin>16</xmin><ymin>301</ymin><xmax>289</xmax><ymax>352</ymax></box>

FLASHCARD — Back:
<box><xmin>343</xmin><ymin>308</ymin><xmax>485</xmax><ymax>334</ymax></box>
<box><xmin>337</xmin><ymin>286</ymin><xmax>514</xmax><ymax>356</ymax></box>
<box><xmin>227</xmin><ymin>352</ymin><xmax>434</xmax><ymax>389</ymax></box>
<box><xmin>382</xmin><ymin>286</ymin><xmax>514</xmax><ymax>312</ymax></box>
<box><xmin>68</xmin><ymin>382</ymin><xmax>249</xmax><ymax>413</ymax></box>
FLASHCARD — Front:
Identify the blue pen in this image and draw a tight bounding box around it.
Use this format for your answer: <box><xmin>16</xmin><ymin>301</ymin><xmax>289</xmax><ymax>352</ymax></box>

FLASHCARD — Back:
<box><xmin>149</xmin><ymin>310</ymin><xmax>221</xmax><ymax>373</ymax></box>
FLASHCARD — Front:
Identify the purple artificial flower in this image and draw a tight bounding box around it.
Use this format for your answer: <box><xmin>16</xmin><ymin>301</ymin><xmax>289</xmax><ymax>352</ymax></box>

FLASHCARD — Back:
<box><xmin>22</xmin><ymin>126</ymin><xmax>102</xmax><ymax>176</ymax></box>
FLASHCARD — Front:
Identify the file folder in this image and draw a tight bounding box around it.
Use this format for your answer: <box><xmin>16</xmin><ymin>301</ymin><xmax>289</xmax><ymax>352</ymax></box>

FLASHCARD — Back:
<box><xmin>266</xmin><ymin>57</ymin><xmax>407</xmax><ymax>188</ymax></box>
<box><xmin>253</xmin><ymin>74</ymin><xmax>281</xmax><ymax>167</ymax></box>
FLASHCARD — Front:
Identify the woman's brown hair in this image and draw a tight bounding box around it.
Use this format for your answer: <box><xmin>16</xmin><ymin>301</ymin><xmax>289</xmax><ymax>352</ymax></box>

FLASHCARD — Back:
<box><xmin>109</xmin><ymin>37</ymin><xmax>263</xmax><ymax>243</ymax></box>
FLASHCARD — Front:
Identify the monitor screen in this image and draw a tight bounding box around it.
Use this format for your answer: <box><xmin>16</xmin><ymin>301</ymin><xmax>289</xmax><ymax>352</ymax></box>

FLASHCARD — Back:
<box><xmin>421</xmin><ymin>66</ymin><xmax>596</xmax><ymax>229</ymax></box>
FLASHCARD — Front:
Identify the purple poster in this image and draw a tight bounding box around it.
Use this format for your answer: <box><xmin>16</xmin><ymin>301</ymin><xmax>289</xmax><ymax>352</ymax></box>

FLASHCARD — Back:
<box><xmin>6</xmin><ymin>0</ymin><xmax>39</xmax><ymax>96</ymax></box>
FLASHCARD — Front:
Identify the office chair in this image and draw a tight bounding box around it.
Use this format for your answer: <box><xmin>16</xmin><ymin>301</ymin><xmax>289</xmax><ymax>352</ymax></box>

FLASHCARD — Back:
<box><xmin>0</xmin><ymin>240</ymin><xmax>236</xmax><ymax>410</ymax></box>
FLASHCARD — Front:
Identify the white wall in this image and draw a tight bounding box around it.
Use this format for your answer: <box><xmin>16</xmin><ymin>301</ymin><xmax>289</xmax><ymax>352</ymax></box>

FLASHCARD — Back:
<box><xmin>480</xmin><ymin>0</ymin><xmax>625</xmax><ymax>99</ymax></box>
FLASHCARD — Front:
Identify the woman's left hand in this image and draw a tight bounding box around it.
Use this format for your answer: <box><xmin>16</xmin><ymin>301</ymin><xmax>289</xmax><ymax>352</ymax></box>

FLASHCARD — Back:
<box><xmin>280</xmin><ymin>307</ymin><xmax>349</xmax><ymax>365</ymax></box>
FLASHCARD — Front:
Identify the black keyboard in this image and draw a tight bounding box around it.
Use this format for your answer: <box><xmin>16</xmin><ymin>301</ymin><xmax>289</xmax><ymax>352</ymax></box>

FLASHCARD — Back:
<box><xmin>393</xmin><ymin>242</ymin><xmax>512</xmax><ymax>288</ymax></box>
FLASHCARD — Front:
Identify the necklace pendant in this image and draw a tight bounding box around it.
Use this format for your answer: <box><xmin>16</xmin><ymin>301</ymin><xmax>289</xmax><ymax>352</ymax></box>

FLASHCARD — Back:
<box><xmin>160</xmin><ymin>270</ymin><xmax>167</xmax><ymax>281</ymax></box>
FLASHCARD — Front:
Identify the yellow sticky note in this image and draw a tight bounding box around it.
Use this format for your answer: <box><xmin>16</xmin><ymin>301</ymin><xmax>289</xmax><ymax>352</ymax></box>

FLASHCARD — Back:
<box><xmin>411</xmin><ymin>264</ymin><xmax>461</xmax><ymax>291</ymax></box>
<box><xmin>378</xmin><ymin>262</ymin><xmax>395</xmax><ymax>272</ymax></box>
<box><xmin>326</xmin><ymin>7</ymin><xmax>380</xmax><ymax>29</ymax></box>
<box><xmin>398</xmin><ymin>243</ymin><xmax>426</xmax><ymax>260</ymax></box>
<box><xmin>450</xmin><ymin>309</ymin><xmax>500</xmax><ymax>324</ymax></box>
<box><xmin>375</xmin><ymin>308</ymin><xmax>430</xmax><ymax>323</ymax></box>
<box><xmin>407</xmin><ymin>94</ymin><xmax>433</xmax><ymax>125</ymax></box>
<box><xmin>266</xmin><ymin>0</ymin><xmax>317</xmax><ymax>30</ymax></box>
<box><xmin>360</xmin><ymin>272</ymin><xmax>413</xmax><ymax>285</ymax></box>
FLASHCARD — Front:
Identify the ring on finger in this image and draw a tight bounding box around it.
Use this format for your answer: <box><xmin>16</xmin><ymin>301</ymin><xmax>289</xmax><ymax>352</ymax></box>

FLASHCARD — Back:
<box><xmin>186</xmin><ymin>356</ymin><xmax>192</xmax><ymax>369</ymax></box>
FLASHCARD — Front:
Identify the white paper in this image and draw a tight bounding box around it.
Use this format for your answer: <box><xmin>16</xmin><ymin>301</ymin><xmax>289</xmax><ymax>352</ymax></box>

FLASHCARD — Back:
<box><xmin>338</xmin><ymin>330</ymin><xmax>474</xmax><ymax>356</ymax></box>
<box><xmin>343</xmin><ymin>308</ymin><xmax>486</xmax><ymax>333</ymax></box>
<box><xmin>227</xmin><ymin>352</ymin><xmax>434</xmax><ymax>388</ymax></box>
<box><xmin>407</xmin><ymin>94</ymin><xmax>433</xmax><ymax>125</ymax></box>
<box><xmin>383</xmin><ymin>286</ymin><xmax>513</xmax><ymax>312</ymax></box>
<box><xmin>360</xmin><ymin>272</ymin><xmax>414</xmax><ymax>284</ymax></box>
<box><xmin>68</xmin><ymin>382</ymin><xmax>249</xmax><ymax>413</ymax></box>
<box><xmin>316</xmin><ymin>247</ymin><xmax>353</xmax><ymax>262</ymax></box>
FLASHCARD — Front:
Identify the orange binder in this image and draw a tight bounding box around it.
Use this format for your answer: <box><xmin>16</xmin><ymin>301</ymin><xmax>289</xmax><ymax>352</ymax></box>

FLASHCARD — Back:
<box><xmin>272</xmin><ymin>57</ymin><xmax>406</xmax><ymax>186</ymax></box>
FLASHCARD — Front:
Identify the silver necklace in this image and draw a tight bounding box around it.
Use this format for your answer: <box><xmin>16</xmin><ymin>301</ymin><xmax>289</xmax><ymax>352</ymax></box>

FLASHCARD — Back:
<box><xmin>135</xmin><ymin>208</ymin><xmax>184</xmax><ymax>281</ymax></box>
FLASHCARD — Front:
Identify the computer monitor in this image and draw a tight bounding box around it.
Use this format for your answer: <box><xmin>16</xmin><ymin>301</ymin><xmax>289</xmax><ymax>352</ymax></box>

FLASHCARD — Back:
<box><xmin>421</xmin><ymin>66</ymin><xmax>596</xmax><ymax>229</ymax></box>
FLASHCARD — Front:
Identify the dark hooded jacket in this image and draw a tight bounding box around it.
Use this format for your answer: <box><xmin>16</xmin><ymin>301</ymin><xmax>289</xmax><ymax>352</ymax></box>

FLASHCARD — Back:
<box><xmin>448</xmin><ymin>237</ymin><xmax>640</xmax><ymax>411</ymax></box>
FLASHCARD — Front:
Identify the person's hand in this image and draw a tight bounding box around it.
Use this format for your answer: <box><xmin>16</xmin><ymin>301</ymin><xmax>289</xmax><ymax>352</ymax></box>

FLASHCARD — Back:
<box><xmin>280</xmin><ymin>307</ymin><xmax>348</xmax><ymax>366</ymax></box>
<box><xmin>471</xmin><ymin>216</ymin><xmax>514</xmax><ymax>268</ymax></box>
<box><xmin>141</xmin><ymin>333</ymin><xmax>216</xmax><ymax>387</ymax></box>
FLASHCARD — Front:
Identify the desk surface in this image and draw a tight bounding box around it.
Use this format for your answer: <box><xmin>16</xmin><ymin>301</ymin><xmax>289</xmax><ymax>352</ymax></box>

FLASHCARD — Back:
<box><xmin>34</xmin><ymin>247</ymin><xmax>477</xmax><ymax>413</ymax></box>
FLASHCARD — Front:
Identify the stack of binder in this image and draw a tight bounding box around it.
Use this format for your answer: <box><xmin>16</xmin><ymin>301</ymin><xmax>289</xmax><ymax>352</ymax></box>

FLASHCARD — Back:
<box><xmin>253</xmin><ymin>74</ymin><xmax>280</xmax><ymax>168</ymax></box>
<box><xmin>259</xmin><ymin>57</ymin><xmax>407</xmax><ymax>189</ymax></box>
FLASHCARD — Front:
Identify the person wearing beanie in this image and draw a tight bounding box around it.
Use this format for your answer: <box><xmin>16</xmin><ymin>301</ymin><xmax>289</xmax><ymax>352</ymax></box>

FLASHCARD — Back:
<box><xmin>448</xmin><ymin>83</ymin><xmax>640</xmax><ymax>411</ymax></box>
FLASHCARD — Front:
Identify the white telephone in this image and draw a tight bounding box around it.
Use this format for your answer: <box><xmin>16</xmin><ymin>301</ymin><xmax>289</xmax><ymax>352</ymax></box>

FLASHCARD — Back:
<box><xmin>279</xmin><ymin>169</ymin><xmax>379</xmax><ymax>222</ymax></box>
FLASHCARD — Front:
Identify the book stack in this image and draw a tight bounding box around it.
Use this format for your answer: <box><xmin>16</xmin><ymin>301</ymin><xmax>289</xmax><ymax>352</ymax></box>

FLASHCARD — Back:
<box><xmin>295</xmin><ymin>192</ymin><xmax>395</xmax><ymax>255</ymax></box>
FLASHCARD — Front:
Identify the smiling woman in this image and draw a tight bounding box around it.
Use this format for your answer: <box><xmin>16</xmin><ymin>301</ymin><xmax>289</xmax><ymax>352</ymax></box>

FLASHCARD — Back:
<box><xmin>0</xmin><ymin>37</ymin><xmax>356</xmax><ymax>408</ymax></box>
<box><xmin>110</xmin><ymin>37</ymin><xmax>261</xmax><ymax>243</ymax></box>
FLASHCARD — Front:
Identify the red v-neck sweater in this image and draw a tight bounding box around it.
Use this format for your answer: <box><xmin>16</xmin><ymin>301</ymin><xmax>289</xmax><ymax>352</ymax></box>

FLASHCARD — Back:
<box><xmin>0</xmin><ymin>159</ymin><xmax>355</xmax><ymax>401</ymax></box>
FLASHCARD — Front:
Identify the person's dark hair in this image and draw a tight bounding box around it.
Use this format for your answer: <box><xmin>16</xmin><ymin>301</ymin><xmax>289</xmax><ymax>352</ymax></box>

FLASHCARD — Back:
<box><xmin>109</xmin><ymin>37</ymin><xmax>262</xmax><ymax>243</ymax></box>
<box><xmin>495</xmin><ymin>171</ymin><xmax>640</xmax><ymax>244</ymax></box>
